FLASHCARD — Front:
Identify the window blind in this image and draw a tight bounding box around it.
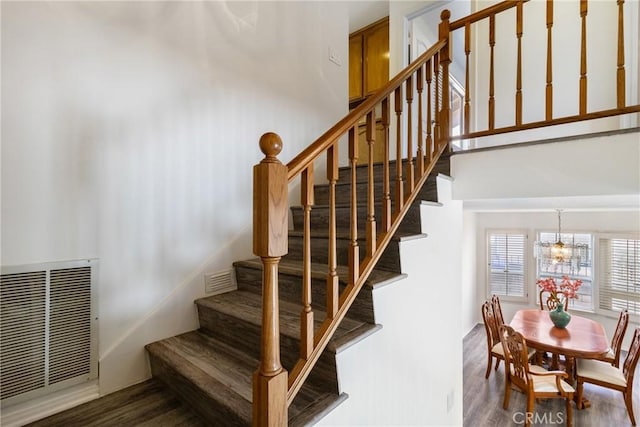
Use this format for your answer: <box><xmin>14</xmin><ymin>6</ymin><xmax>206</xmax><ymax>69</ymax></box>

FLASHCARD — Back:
<box><xmin>598</xmin><ymin>237</ymin><xmax>640</xmax><ymax>314</ymax></box>
<box><xmin>488</xmin><ymin>231</ymin><xmax>526</xmax><ymax>298</ymax></box>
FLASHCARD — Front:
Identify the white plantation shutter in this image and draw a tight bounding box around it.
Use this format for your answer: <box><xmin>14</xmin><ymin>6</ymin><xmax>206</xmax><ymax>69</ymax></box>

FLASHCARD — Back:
<box><xmin>599</xmin><ymin>237</ymin><xmax>640</xmax><ymax>314</ymax></box>
<box><xmin>488</xmin><ymin>231</ymin><xmax>527</xmax><ymax>299</ymax></box>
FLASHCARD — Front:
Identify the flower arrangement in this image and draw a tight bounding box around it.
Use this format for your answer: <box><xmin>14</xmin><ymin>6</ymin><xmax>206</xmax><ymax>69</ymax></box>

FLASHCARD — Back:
<box><xmin>536</xmin><ymin>276</ymin><xmax>583</xmax><ymax>308</ymax></box>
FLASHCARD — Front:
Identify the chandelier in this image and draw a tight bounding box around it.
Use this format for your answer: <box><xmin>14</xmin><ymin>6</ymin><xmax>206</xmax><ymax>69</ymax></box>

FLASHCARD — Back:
<box><xmin>534</xmin><ymin>209</ymin><xmax>588</xmax><ymax>267</ymax></box>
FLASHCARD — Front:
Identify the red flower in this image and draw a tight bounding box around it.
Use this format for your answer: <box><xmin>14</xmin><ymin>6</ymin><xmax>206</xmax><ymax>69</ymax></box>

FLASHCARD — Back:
<box><xmin>536</xmin><ymin>276</ymin><xmax>582</xmax><ymax>306</ymax></box>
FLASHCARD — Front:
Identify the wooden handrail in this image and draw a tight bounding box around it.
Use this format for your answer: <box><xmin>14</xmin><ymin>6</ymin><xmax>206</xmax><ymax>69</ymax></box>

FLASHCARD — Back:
<box><xmin>450</xmin><ymin>0</ymin><xmax>528</xmax><ymax>30</ymax></box>
<box><xmin>286</xmin><ymin>39</ymin><xmax>446</xmax><ymax>181</ymax></box>
<box><xmin>253</xmin><ymin>0</ymin><xmax>640</xmax><ymax>423</ymax></box>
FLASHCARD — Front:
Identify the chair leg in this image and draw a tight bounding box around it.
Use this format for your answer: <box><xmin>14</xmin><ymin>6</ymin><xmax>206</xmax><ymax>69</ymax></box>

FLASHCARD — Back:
<box><xmin>495</xmin><ymin>358</ymin><xmax>501</xmax><ymax>371</ymax></box>
<box><xmin>565</xmin><ymin>398</ymin><xmax>573</xmax><ymax>427</ymax></box>
<box><xmin>503</xmin><ymin>375</ymin><xmax>512</xmax><ymax>410</ymax></box>
<box><xmin>525</xmin><ymin>393</ymin><xmax>535</xmax><ymax>427</ymax></box>
<box><xmin>624</xmin><ymin>390</ymin><xmax>636</xmax><ymax>426</ymax></box>
<box><xmin>485</xmin><ymin>354</ymin><xmax>493</xmax><ymax>379</ymax></box>
<box><xmin>576</xmin><ymin>380</ymin><xmax>584</xmax><ymax>410</ymax></box>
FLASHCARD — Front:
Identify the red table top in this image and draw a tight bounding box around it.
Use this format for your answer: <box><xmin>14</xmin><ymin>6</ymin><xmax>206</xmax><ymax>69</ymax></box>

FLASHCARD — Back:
<box><xmin>510</xmin><ymin>309</ymin><xmax>610</xmax><ymax>359</ymax></box>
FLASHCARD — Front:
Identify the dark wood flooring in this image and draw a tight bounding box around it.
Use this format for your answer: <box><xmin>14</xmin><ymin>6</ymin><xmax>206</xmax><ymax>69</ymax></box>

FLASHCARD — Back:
<box><xmin>464</xmin><ymin>323</ymin><xmax>639</xmax><ymax>427</ymax></box>
<box><xmin>24</xmin><ymin>379</ymin><xmax>207</xmax><ymax>427</ymax></box>
<box><xmin>26</xmin><ymin>322</ymin><xmax>638</xmax><ymax>426</ymax></box>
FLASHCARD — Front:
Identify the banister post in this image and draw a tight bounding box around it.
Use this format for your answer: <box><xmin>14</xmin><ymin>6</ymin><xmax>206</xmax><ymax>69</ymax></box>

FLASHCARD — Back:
<box><xmin>439</xmin><ymin>9</ymin><xmax>452</xmax><ymax>152</ymax></box>
<box><xmin>252</xmin><ymin>132</ymin><xmax>289</xmax><ymax>427</ymax></box>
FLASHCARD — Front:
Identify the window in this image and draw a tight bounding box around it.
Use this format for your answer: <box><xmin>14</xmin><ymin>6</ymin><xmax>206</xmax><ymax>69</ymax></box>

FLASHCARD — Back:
<box><xmin>488</xmin><ymin>231</ymin><xmax>526</xmax><ymax>300</ymax></box>
<box><xmin>598</xmin><ymin>237</ymin><xmax>640</xmax><ymax>315</ymax></box>
<box><xmin>536</xmin><ymin>232</ymin><xmax>593</xmax><ymax>311</ymax></box>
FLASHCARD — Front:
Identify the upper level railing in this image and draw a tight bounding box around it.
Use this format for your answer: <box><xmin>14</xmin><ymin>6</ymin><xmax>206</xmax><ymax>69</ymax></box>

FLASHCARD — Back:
<box><xmin>251</xmin><ymin>1</ymin><xmax>640</xmax><ymax>424</ymax></box>
<box><xmin>450</xmin><ymin>0</ymin><xmax>639</xmax><ymax>144</ymax></box>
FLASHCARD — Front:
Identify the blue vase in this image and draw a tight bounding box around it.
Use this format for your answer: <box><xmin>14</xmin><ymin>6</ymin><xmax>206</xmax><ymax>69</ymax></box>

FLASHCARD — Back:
<box><xmin>549</xmin><ymin>304</ymin><xmax>571</xmax><ymax>328</ymax></box>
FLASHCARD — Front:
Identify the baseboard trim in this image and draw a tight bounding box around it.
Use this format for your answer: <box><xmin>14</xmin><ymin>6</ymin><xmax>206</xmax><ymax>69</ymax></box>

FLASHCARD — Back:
<box><xmin>1</xmin><ymin>381</ymin><xmax>99</xmax><ymax>427</ymax></box>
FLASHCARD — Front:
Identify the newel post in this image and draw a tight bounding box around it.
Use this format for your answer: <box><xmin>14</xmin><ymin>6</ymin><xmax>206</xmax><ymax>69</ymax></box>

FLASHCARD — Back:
<box><xmin>439</xmin><ymin>9</ymin><xmax>452</xmax><ymax>151</ymax></box>
<box><xmin>252</xmin><ymin>132</ymin><xmax>289</xmax><ymax>426</ymax></box>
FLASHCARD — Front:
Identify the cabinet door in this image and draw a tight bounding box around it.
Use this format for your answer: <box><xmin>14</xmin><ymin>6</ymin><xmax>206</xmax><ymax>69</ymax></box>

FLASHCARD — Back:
<box><xmin>349</xmin><ymin>35</ymin><xmax>363</xmax><ymax>101</ymax></box>
<box><xmin>364</xmin><ymin>21</ymin><xmax>389</xmax><ymax>96</ymax></box>
<box><xmin>357</xmin><ymin>120</ymin><xmax>386</xmax><ymax>164</ymax></box>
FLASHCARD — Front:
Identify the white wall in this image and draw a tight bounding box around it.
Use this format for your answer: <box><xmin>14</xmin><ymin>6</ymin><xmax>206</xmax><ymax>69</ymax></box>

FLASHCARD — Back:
<box><xmin>1</xmin><ymin>0</ymin><xmax>348</xmax><ymax>400</ymax></box>
<box><xmin>452</xmin><ymin>131</ymin><xmax>640</xmax><ymax>202</ymax></box>
<box><xmin>318</xmin><ymin>176</ymin><xmax>464</xmax><ymax>426</ymax></box>
<box><xmin>467</xmin><ymin>210</ymin><xmax>640</xmax><ymax>349</ymax></box>
<box><xmin>461</xmin><ymin>210</ymin><xmax>478</xmax><ymax>336</ymax></box>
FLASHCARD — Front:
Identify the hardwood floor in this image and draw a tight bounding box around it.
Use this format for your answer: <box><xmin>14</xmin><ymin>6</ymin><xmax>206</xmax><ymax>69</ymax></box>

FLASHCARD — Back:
<box><xmin>464</xmin><ymin>323</ymin><xmax>639</xmax><ymax>427</ymax></box>
<box><xmin>24</xmin><ymin>322</ymin><xmax>639</xmax><ymax>426</ymax></box>
<box><xmin>25</xmin><ymin>379</ymin><xmax>207</xmax><ymax>427</ymax></box>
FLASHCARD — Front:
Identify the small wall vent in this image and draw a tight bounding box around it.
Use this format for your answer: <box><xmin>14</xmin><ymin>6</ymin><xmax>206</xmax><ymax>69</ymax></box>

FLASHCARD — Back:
<box><xmin>204</xmin><ymin>269</ymin><xmax>236</xmax><ymax>295</ymax></box>
<box><xmin>0</xmin><ymin>259</ymin><xmax>98</xmax><ymax>406</ymax></box>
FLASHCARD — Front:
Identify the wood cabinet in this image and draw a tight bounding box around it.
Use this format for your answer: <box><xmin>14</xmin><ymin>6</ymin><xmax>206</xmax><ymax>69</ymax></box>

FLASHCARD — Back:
<box><xmin>349</xmin><ymin>17</ymin><xmax>389</xmax><ymax>105</ymax></box>
<box><xmin>357</xmin><ymin>119</ymin><xmax>386</xmax><ymax>164</ymax></box>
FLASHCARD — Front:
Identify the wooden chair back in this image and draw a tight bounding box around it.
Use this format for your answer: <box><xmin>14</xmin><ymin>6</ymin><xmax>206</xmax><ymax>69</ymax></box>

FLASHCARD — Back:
<box><xmin>622</xmin><ymin>327</ymin><xmax>640</xmax><ymax>385</ymax></box>
<box><xmin>539</xmin><ymin>289</ymin><xmax>569</xmax><ymax>311</ymax></box>
<box><xmin>610</xmin><ymin>309</ymin><xmax>630</xmax><ymax>368</ymax></box>
<box><xmin>482</xmin><ymin>301</ymin><xmax>500</xmax><ymax>349</ymax></box>
<box><xmin>491</xmin><ymin>294</ymin><xmax>505</xmax><ymax>326</ymax></box>
<box><xmin>499</xmin><ymin>325</ymin><xmax>530</xmax><ymax>390</ymax></box>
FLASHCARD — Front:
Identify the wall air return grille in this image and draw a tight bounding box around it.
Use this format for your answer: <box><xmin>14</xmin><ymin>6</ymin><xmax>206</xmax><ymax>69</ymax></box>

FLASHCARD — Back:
<box><xmin>0</xmin><ymin>260</ymin><xmax>98</xmax><ymax>405</ymax></box>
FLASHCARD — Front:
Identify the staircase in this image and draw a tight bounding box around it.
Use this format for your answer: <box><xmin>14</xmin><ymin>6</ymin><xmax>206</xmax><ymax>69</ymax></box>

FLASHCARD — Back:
<box><xmin>145</xmin><ymin>154</ymin><xmax>451</xmax><ymax>425</ymax></box>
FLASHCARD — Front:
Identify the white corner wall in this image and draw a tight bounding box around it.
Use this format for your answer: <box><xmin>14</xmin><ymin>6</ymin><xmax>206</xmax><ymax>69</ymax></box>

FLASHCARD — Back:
<box><xmin>318</xmin><ymin>176</ymin><xmax>464</xmax><ymax>426</ymax></box>
<box><xmin>1</xmin><ymin>0</ymin><xmax>348</xmax><ymax>402</ymax></box>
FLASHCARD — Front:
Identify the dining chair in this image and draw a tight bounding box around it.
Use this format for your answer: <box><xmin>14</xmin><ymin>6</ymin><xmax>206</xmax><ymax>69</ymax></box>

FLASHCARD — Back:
<box><xmin>491</xmin><ymin>294</ymin><xmax>505</xmax><ymax>327</ymax></box>
<box><xmin>482</xmin><ymin>301</ymin><xmax>504</xmax><ymax>379</ymax></box>
<box><xmin>539</xmin><ymin>289</ymin><xmax>569</xmax><ymax>311</ymax></box>
<box><xmin>499</xmin><ymin>325</ymin><xmax>575</xmax><ymax>427</ymax></box>
<box><xmin>576</xmin><ymin>327</ymin><xmax>640</xmax><ymax>426</ymax></box>
<box><xmin>598</xmin><ymin>309</ymin><xmax>629</xmax><ymax>368</ymax></box>
<box><xmin>538</xmin><ymin>289</ymin><xmax>569</xmax><ymax>368</ymax></box>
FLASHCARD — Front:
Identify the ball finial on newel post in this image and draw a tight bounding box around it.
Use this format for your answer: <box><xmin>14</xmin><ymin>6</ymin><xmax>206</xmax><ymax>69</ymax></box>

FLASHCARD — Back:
<box><xmin>259</xmin><ymin>132</ymin><xmax>283</xmax><ymax>162</ymax></box>
<box><xmin>441</xmin><ymin>9</ymin><xmax>451</xmax><ymax>21</ymax></box>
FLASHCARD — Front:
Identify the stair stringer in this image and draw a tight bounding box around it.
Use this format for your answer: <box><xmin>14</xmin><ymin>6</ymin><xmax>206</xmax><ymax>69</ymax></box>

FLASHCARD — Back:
<box><xmin>315</xmin><ymin>175</ymin><xmax>464</xmax><ymax>426</ymax></box>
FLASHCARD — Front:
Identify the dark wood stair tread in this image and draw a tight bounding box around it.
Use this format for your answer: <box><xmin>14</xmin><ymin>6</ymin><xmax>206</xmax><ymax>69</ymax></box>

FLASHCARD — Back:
<box><xmin>146</xmin><ymin>331</ymin><xmax>349</xmax><ymax>425</ymax></box>
<box><xmin>145</xmin><ymin>332</ymin><xmax>254</xmax><ymax>424</ymax></box>
<box><xmin>233</xmin><ymin>257</ymin><xmax>407</xmax><ymax>289</ymax></box>
<box><xmin>195</xmin><ymin>290</ymin><xmax>380</xmax><ymax>353</ymax></box>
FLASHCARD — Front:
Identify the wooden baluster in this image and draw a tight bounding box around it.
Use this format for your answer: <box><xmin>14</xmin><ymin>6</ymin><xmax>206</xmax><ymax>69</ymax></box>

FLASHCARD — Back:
<box><xmin>326</xmin><ymin>143</ymin><xmax>339</xmax><ymax>319</ymax></box>
<box><xmin>617</xmin><ymin>0</ymin><xmax>626</xmax><ymax>108</ymax></box>
<box><xmin>426</xmin><ymin>60</ymin><xmax>433</xmax><ymax>162</ymax></box>
<box><xmin>381</xmin><ymin>98</ymin><xmax>392</xmax><ymax>232</ymax></box>
<box><xmin>580</xmin><ymin>0</ymin><xmax>588</xmax><ymax>115</ymax></box>
<box><xmin>439</xmin><ymin>10</ymin><xmax>452</xmax><ymax>149</ymax></box>
<box><xmin>464</xmin><ymin>22</ymin><xmax>471</xmax><ymax>135</ymax></box>
<box><xmin>546</xmin><ymin>0</ymin><xmax>554</xmax><ymax>120</ymax></box>
<box><xmin>488</xmin><ymin>13</ymin><xmax>496</xmax><ymax>130</ymax></box>
<box><xmin>300</xmin><ymin>164</ymin><xmax>313</xmax><ymax>360</ymax></box>
<box><xmin>433</xmin><ymin>53</ymin><xmax>441</xmax><ymax>151</ymax></box>
<box><xmin>405</xmin><ymin>75</ymin><xmax>415</xmax><ymax>195</ymax></box>
<box><xmin>416</xmin><ymin>66</ymin><xmax>425</xmax><ymax>176</ymax></box>
<box><xmin>348</xmin><ymin>128</ymin><xmax>359</xmax><ymax>286</ymax></box>
<box><xmin>516</xmin><ymin>1</ymin><xmax>523</xmax><ymax>125</ymax></box>
<box><xmin>366</xmin><ymin>111</ymin><xmax>377</xmax><ymax>256</ymax></box>
<box><xmin>252</xmin><ymin>132</ymin><xmax>288</xmax><ymax>427</ymax></box>
<box><xmin>394</xmin><ymin>87</ymin><xmax>404</xmax><ymax>215</ymax></box>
